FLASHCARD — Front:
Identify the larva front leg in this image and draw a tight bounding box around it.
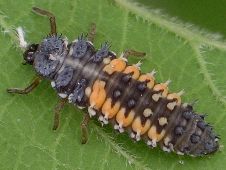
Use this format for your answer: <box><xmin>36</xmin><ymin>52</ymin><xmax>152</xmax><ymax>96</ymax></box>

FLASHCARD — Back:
<box><xmin>52</xmin><ymin>98</ymin><xmax>67</xmax><ymax>130</ymax></box>
<box><xmin>32</xmin><ymin>7</ymin><xmax>57</xmax><ymax>35</ymax></box>
<box><xmin>122</xmin><ymin>49</ymin><xmax>146</xmax><ymax>59</ymax></box>
<box><xmin>7</xmin><ymin>77</ymin><xmax>41</xmax><ymax>95</ymax></box>
<box><xmin>87</xmin><ymin>23</ymin><xmax>96</xmax><ymax>43</ymax></box>
<box><xmin>80</xmin><ymin>113</ymin><xmax>90</xmax><ymax>144</ymax></box>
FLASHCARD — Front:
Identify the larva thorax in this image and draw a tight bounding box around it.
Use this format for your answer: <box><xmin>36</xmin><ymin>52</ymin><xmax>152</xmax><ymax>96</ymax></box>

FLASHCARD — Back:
<box><xmin>23</xmin><ymin>33</ymin><xmax>219</xmax><ymax>156</ymax></box>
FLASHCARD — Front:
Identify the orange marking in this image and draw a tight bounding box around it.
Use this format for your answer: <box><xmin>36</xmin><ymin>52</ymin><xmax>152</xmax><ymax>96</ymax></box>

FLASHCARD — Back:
<box><xmin>89</xmin><ymin>80</ymin><xmax>106</xmax><ymax>109</ymax></box>
<box><xmin>153</xmin><ymin>83</ymin><xmax>169</xmax><ymax>97</ymax></box>
<box><xmin>123</xmin><ymin>65</ymin><xmax>140</xmax><ymax>79</ymax></box>
<box><xmin>116</xmin><ymin>108</ymin><xmax>135</xmax><ymax>127</ymax></box>
<box><xmin>148</xmin><ymin>125</ymin><xmax>166</xmax><ymax>142</ymax></box>
<box><xmin>166</xmin><ymin>91</ymin><xmax>184</xmax><ymax>110</ymax></box>
<box><xmin>102</xmin><ymin>98</ymin><xmax>120</xmax><ymax>119</ymax></box>
<box><xmin>132</xmin><ymin>117</ymin><xmax>151</xmax><ymax>135</ymax></box>
<box><xmin>167</xmin><ymin>93</ymin><xmax>182</xmax><ymax>105</ymax></box>
<box><xmin>138</xmin><ymin>74</ymin><xmax>155</xmax><ymax>88</ymax></box>
<box><xmin>103</xmin><ymin>58</ymin><xmax>126</xmax><ymax>75</ymax></box>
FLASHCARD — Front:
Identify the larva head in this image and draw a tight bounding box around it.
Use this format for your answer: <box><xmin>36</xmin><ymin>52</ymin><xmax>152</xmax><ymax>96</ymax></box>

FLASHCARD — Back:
<box><xmin>23</xmin><ymin>44</ymin><xmax>39</xmax><ymax>64</ymax></box>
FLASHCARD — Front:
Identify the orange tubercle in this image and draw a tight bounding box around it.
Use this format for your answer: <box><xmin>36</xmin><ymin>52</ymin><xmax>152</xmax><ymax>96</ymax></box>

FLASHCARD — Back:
<box><xmin>153</xmin><ymin>81</ymin><xmax>170</xmax><ymax>97</ymax></box>
<box><xmin>166</xmin><ymin>91</ymin><xmax>184</xmax><ymax>110</ymax></box>
<box><xmin>102</xmin><ymin>98</ymin><xmax>120</xmax><ymax>119</ymax></box>
<box><xmin>103</xmin><ymin>58</ymin><xmax>126</xmax><ymax>75</ymax></box>
<box><xmin>167</xmin><ymin>90</ymin><xmax>184</xmax><ymax>105</ymax></box>
<box><xmin>116</xmin><ymin>108</ymin><xmax>135</xmax><ymax>127</ymax></box>
<box><xmin>131</xmin><ymin>117</ymin><xmax>151</xmax><ymax>135</ymax></box>
<box><xmin>89</xmin><ymin>80</ymin><xmax>107</xmax><ymax>109</ymax></box>
<box><xmin>148</xmin><ymin>125</ymin><xmax>166</xmax><ymax>142</ymax></box>
<box><xmin>123</xmin><ymin>65</ymin><xmax>140</xmax><ymax>79</ymax></box>
<box><xmin>138</xmin><ymin>74</ymin><xmax>155</xmax><ymax>88</ymax></box>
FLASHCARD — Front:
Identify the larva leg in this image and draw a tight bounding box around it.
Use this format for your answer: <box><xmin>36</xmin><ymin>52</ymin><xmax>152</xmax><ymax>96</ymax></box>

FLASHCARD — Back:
<box><xmin>32</xmin><ymin>7</ymin><xmax>57</xmax><ymax>35</ymax></box>
<box><xmin>122</xmin><ymin>49</ymin><xmax>146</xmax><ymax>58</ymax></box>
<box><xmin>7</xmin><ymin>77</ymin><xmax>41</xmax><ymax>94</ymax></box>
<box><xmin>52</xmin><ymin>98</ymin><xmax>67</xmax><ymax>130</ymax></box>
<box><xmin>80</xmin><ymin>113</ymin><xmax>90</xmax><ymax>144</ymax></box>
<box><xmin>87</xmin><ymin>23</ymin><xmax>96</xmax><ymax>43</ymax></box>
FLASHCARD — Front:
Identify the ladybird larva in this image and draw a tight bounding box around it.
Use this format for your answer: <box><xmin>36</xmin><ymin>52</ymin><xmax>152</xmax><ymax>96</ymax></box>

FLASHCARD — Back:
<box><xmin>7</xmin><ymin>7</ymin><xmax>219</xmax><ymax>157</ymax></box>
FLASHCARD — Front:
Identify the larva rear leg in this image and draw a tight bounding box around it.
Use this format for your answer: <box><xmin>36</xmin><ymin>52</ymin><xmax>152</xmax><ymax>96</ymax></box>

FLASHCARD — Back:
<box><xmin>87</xmin><ymin>23</ymin><xmax>96</xmax><ymax>43</ymax></box>
<box><xmin>80</xmin><ymin>113</ymin><xmax>90</xmax><ymax>144</ymax></box>
<box><xmin>52</xmin><ymin>98</ymin><xmax>67</xmax><ymax>130</ymax></box>
<box><xmin>122</xmin><ymin>49</ymin><xmax>146</xmax><ymax>58</ymax></box>
<box><xmin>7</xmin><ymin>77</ymin><xmax>41</xmax><ymax>94</ymax></box>
<box><xmin>32</xmin><ymin>7</ymin><xmax>57</xmax><ymax>35</ymax></box>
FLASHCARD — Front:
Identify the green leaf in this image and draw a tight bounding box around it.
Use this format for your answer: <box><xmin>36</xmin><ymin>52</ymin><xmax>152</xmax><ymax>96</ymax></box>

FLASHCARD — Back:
<box><xmin>0</xmin><ymin>0</ymin><xmax>225</xmax><ymax>169</ymax></box>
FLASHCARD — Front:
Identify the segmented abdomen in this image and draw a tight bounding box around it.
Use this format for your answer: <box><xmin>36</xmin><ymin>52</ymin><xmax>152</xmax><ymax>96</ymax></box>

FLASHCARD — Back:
<box><xmin>34</xmin><ymin>35</ymin><xmax>219</xmax><ymax>156</ymax></box>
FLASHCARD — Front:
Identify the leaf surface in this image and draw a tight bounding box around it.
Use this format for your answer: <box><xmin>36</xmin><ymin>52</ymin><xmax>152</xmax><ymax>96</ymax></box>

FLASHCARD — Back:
<box><xmin>0</xmin><ymin>0</ymin><xmax>226</xmax><ymax>169</ymax></box>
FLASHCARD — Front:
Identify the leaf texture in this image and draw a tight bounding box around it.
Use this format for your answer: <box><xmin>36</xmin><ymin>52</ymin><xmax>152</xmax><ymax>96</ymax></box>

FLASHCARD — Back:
<box><xmin>0</xmin><ymin>0</ymin><xmax>226</xmax><ymax>169</ymax></box>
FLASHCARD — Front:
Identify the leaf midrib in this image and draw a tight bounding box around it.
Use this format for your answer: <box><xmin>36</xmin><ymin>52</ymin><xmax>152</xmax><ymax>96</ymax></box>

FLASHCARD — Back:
<box><xmin>115</xmin><ymin>0</ymin><xmax>226</xmax><ymax>50</ymax></box>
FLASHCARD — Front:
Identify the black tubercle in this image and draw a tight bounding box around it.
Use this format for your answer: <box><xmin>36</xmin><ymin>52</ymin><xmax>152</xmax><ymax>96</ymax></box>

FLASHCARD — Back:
<box><xmin>137</xmin><ymin>81</ymin><xmax>148</xmax><ymax>92</ymax></box>
<box><xmin>72</xmin><ymin>34</ymin><xmax>88</xmax><ymax>59</ymax></box>
<box><xmin>197</xmin><ymin>121</ymin><xmax>206</xmax><ymax>130</ymax></box>
<box><xmin>127</xmin><ymin>99</ymin><xmax>136</xmax><ymax>108</ymax></box>
<box><xmin>55</xmin><ymin>66</ymin><xmax>74</xmax><ymax>90</ymax></box>
<box><xmin>190</xmin><ymin>134</ymin><xmax>200</xmax><ymax>144</ymax></box>
<box><xmin>69</xmin><ymin>79</ymin><xmax>87</xmax><ymax>104</ymax></box>
<box><xmin>182</xmin><ymin>110</ymin><xmax>193</xmax><ymax>120</ymax></box>
<box><xmin>113</xmin><ymin>89</ymin><xmax>121</xmax><ymax>99</ymax></box>
<box><xmin>174</xmin><ymin>126</ymin><xmax>184</xmax><ymax>136</ymax></box>
<box><xmin>121</xmin><ymin>73</ymin><xmax>133</xmax><ymax>83</ymax></box>
<box><xmin>40</xmin><ymin>34</ymin><xmax>65</xmax><ymax>54</ymax></box>
<box><xmin>34</xmin><ymin>53</ymin><xmax>60</xmax><ymax>78</ymax></box>
<box><xmin>91</xmin><ymin>42</ymin><xmax>111</xmax><ymax>62</ymax></box>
